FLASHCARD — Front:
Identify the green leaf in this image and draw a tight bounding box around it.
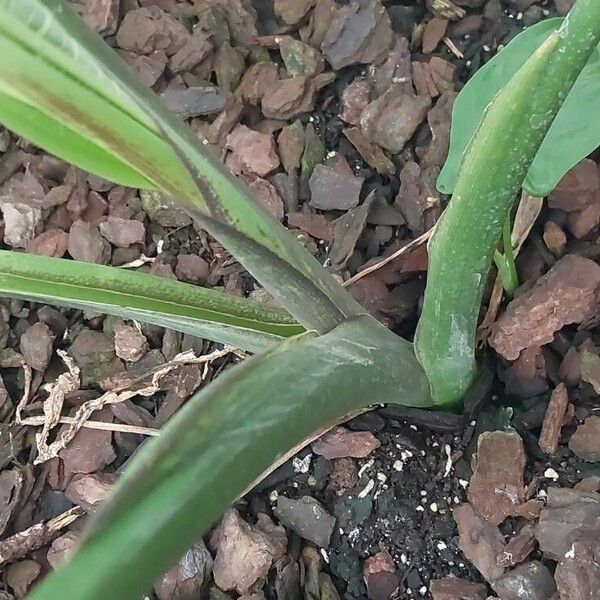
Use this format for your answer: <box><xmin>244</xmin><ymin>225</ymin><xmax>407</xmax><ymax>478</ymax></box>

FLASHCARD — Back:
<box><xmin>416</xmin><ymin>0</ymin><xmax>600</xmax><ymax>404</ymax></box>
<box><xmin>0</xmin><ymin>0</ymin><xmax>365</xmax><ymax>333</ymax></box>
<box><xmin>0</xmin><ymin>251</ymin><xmax>303</xmax><ymax>352</ymax></box>
<box><xmin>438</xmin><ymin>17</ymin><xmax>600</xmax><ymax>198</ymax></box>
<box><xmin>27</xmin><ymin>315</ymin><xmax>431</xmax><ymax>600</ymax></box>
<box><xmin>0</xmin><ymin>90</ymin><xmax>153</xmax><ymax>189</ymax></box>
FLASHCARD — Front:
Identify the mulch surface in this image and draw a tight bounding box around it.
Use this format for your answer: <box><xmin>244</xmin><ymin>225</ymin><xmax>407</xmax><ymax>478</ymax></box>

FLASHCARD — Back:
<box><xmin>1</xmin><ymin>0</ymin><xmax>599</xmax><ymax>598</ymax></box>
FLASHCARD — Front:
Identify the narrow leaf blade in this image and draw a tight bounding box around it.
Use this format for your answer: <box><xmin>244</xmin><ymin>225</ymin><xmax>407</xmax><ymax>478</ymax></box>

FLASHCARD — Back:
<box><xmin>0</xmin><ymin>251</ymin><xmax>303</xmax><ymax>352</ymax></box>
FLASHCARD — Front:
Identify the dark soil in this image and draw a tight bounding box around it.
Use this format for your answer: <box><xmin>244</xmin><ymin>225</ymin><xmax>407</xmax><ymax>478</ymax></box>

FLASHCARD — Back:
<box><xmin>1</xmin><ymin>0</ymin><xmax>599</xmax><ymax>599</ymax></box>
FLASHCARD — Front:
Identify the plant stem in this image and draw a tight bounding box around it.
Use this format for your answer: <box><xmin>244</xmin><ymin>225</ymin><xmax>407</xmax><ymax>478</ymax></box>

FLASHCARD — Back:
<box><xmin>415</xmin><ymin>0</ymin><xmax>600</xmax><ymax>405</ymax></box>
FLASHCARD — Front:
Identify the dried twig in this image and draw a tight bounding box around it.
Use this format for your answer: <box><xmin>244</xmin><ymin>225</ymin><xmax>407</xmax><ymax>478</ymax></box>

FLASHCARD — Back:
<box><xmin>343</xmin><ymin>228</ymin><xmax>433</xmax><ymax>287</ymax></box>
<box><xmin>443</xmin><ymin>37</ymin><xmax>464</xmax><ymax>59</ymax></box>
<box><xmin>0</xmin><ymin>506</ymin><xmax>84</xmax><ymax>567</ymax></box>
<box><xmin>18</xmin><ymin>416</ymin><xmax>160</xmax><ymax>437</ymax></box>
<box><xmin>15</xmin><ymin>363</ymin><xmax>32</xmax><ymax>424</ymax></box>
<box><xmin>25</xmin><ymin>347</ymin><xmax>238</xmax><ymax>464</ymax></box>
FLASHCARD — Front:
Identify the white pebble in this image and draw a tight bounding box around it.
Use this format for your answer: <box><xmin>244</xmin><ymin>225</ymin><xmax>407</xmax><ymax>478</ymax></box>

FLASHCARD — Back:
<box><xmin>544</xmin><ymin>468</ymin><xmax>560</xmax><ymax>481</ymax></box>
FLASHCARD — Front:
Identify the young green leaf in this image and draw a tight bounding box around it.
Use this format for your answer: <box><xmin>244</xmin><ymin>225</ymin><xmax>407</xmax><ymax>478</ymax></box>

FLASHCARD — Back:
<box><xmin>416</xmin><ymin>0</ymin><xmax>600</xmax><ymax>405</ymax></box>
<box><xmin>0</xmin><ymin>0</ymin><xmax>365</xmax><ymax>333</ymax></box>
<box><xmin>0</xmin><ymin>251</ymin><xmax>303</xmax><ymax>352</ymax></box>
<box><xmin>27</xmin><ymin>316</ymin><xmax>432</xmax><ymax>600</ymax></box>
<box><xmin>438</xmin><ymin>17</ymin><xmax>600</xmax><ymax>198</ymax></box>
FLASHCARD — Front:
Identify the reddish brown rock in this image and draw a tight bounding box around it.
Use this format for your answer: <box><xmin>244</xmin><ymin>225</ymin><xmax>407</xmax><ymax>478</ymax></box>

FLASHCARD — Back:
<box><xmin>321</xmin><ymin>0</ymin><xmax>392</xmax><ymax>69</ymax></box>
<box><xmin>175</xmin><ymin>254</ymin><xmax>209</xmax><ymax>284</ymax></box>
<box><xmin>394</xmin><ymin>161</ymin><xmax>440</xmax><ymax>234</ymax></box>
<box><xmin>343</xmin><ymin>127</ymin><xmax>395</xmax><ymax>175</ymax></box>
<box><xmin>454</xmin><ymin>503</ymin><xmax>505</xmax><ymax>582</ymax></box>
<box><xmin>116</xmin><ymin>6</ymin><xmax>189</xmax><ymax>56</ymax></box>
<box><xmin>555</xmin><ymin>537</ymin><xmax>600</xmax><ymax>600</ymax></box>
<box><xmin>68</xmin><ymin>220</ymin><xmax>111</xmax><ymax>264</ymax></box>
<box><xmin>236</xmin><ymin>62</ymin><xmax>279</xmax><ymax>106</ymax></box>
<box><xmin>42</xmin><ymin>185</ymin><xmax>73</xmax><ymax>209</ymax></box>
<box><xmin>211</xmin><ymin>0</ymin><xmax>257</xmax><ymax>46</ymax></box>
<box><xmin>133</xmin><ymin>50</ymin><xmax>168</xmax><ymax>87</ymax></box>
<box><xmin>327</xmin><ymin>457</ymin><xmax>358</xmax><ymax>495</ymax></box>
<box><xmin>6</xmin><ymin>559</ymin><xmax>40</xmax><ymax>598</ymax></box>
<box><xmin>274</xmin><ymin>0</ymin><xmax>316</xmax><ymax>24</ymax></box>
<box><xmin>46</xmin><ymin>531</ymin><xmax>80</xmax><ymax>569</ymax></box>
<box><xmin>99</xmin><ymin>217</ymin><xmax>145</xmax><ymax>248</ymax></box>
<box><xmin>490</xmin><ymin>255</ymin><xmax>600</xmax><ymax>361</ymax></box>
<box><xmin>154</xmin><ymin>541</ymin><xmax>213</xmax><ymax>600</ymax></box>
<box><xmin>422</xmin><ymin>18</ymin><xmax>448</xmax><ymax>53</ymax></box>
<box><xmin>308</xmin><ymin>163</ymin><xmax>363</xmax><ymax>211</ymax></box>
<box><xmin>548</xmin><ymin>159</ymin><xmax>600</xmax><ymax>238</ymax></box>
<box><xmin>548</xmin><ymin>159</ymin><xmax>599</xmax><ymax>213</ymax></box>
<box><xmin>169</xmin><ymin>29</ymin><xmax>213</xmax><ymax>73</ymax></box>
<box><xmin>312</xmin><ymin>426</ymin><xmax>380</xmax><ymax>459</ymax></box>
<box><xmin>340</xmin><ymin>78</ymin><xmax>371</xmax><ymax>125</ymax></box>
<box><xmin>210</xmin><ymin>509</ymin><xmax>286</xmax><ymax>595</ymax></box>
<box><xmin>65</xmin><ymin>473</ymin><xmax>114</xmax><ymax>512</ymax></box>
<box><xmin>535</xmin><ymin>487</ymin><xmax>600</xmax><ymax>560</ymax></box>
<box><xmin>75</xmin><ymin>0</ymin><xmax>120</xmax><ymax>35</ymax></box>
<box><xmin>360</xmin><ymin>85</ymin><xmax>431</xmax><ymax>153</ymax></box>
<box><xmin>417</xmin><ymin>92</ymin><xmax>456</xmax><ymax>170</ymax></box>
<box><xmin>364</xmin><ymin>550</ymin><xmax>399</xmax><ymax>600</ymax></box>
<box><xmin>58</xmin><ymin>407</ymin><xmax>116</xmax><ymax>485</ymax></box>
<box><xmin>543</xmin><ymin>220</ymin><xmax>567</xmax><ymax>257</ymax></box>
<box><xmin>261</xmin><ymin>76</ymin><xmax>319</xmax><ymax>120</ymax></box>
<box><xmin>539</xmin><ymin>384</ymin><xmax>570</xmax><ymax>455</ymax></box>
<box><xmin>226</xmin><ymin>125</ymin><xmax>280</xmax><ymax>177</ymax></box>
<box><xmin>114</xmin><ymin>324</ymin><xmax>149</xmax><ymax>363</ymax></box>
<box><xmin>468</xmin><ymin>430</ymin><xmax>528</xmax><ymax>525</ymax></box>
<box><xmin>497</xmin><ymin>523</ymin><xmax>536</xmax><ymax>568</ymax></box>
<box><xmin>429</xmin><ymin>577</ymin><xmax>487</xmax><ymax>600</ymax></box>
<box><xmin>574</xmin><ymin>475</ymin><xmax>600</xmax><ymax>493</ymax></box>
<box><xmin>248</xmin><ymin>178</ymin><xmax>285</xmax><ymax>221</ymax></box>
<box><xmin>277</xmin><ymin>121</ymin><xmax>305</xmax><ymax>174</ymax></box>
<box><xmin>0</xmin><ymin>469</ymin><xmax>23</xmax><ymax>536</ymax></box>
<box><xmin>27</xmin><ymin>229</ymin><xmax>69</xmax><ymax>258</ymax></box>
<box><xmin>20</xmin><ymin>322</ymin><xmax>54</xmax><ymax>372</ymax></box>
<box><xmin>287</xmin><ymin>212</ymin><xmax>334</xmax><ymax>242</ymax></box>
<box><xmin>568</xmin><ymin>416</ymin><xmax>600</xmax><ymax>462</ymax></box>
<box><xmin>348</xmin><ymin>274</ymin><xmax>392</xmax><ymax>326</ymax></box>
<box><xmin>500</xmin><ymin>346</ymin><xmax>548</xmax><ymax>398</ymax></box>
